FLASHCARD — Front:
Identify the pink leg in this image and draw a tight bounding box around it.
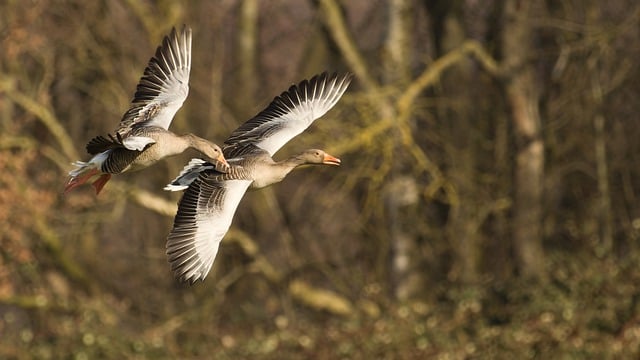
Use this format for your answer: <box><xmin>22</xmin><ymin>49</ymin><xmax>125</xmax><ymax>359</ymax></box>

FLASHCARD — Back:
<box><xmin>91</xmin><ymin>174</ymin><xmax>112</xmax><ymax>195</ymax></box>
<box><xmin>64</xmin><ymin>168</ymin><xmax>99</xmax><ymax>194</ymax></box>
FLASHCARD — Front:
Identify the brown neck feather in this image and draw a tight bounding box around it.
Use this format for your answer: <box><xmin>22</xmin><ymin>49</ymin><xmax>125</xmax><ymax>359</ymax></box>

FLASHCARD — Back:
<box><xmin>182</xmin><ymin>133</ymin><xmax>217</xmax><ymax>158</ymax></box>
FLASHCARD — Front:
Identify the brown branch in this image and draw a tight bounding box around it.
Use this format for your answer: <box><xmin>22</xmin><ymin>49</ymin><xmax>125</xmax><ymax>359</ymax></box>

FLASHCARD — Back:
<box><xmin>111</xmin><ymin>176</ymin><xmax>354</xmax><ymax>317</ymax></box>
<box><xmin>122</xmin><ymin>0</ymin><xmax>171</xmax><ymax>41</ymax></box>
<box><xmin>288</xmin><ymin>279</ymin><xmax>354</xmax><ymax>316</ymax></box>
<box><xmin>397</xmin><ymin>40</ymin><xmax>499</xmax><ymax>118</ymax></box>
<box><xmin>318</xmin><ymin>0</ymin><xmax>377</xmax><ymax>91</ymax></box>
<box><xmin>0</xmin><ymin>135</ymin><xmax>36</xmax><ymax>150</ymax></box>
<box><xmin>125</xmin><ymin>186</ymin><xmax>179</xmax><ymax>217</ymax></box>
<box><xmin>34</xmin><ymin>216</ymin><xmax>94</xmax><ymax>293</ymax></box>
<box><xmin>227</xmin><ymin>228</ymin><xmax>355</xmax><ymax>316</ymax></box>
<box><xmin>0</xmin><ymin>76</ymin><xmax>79</xmax><ymax>160</ymax></box>
<box><xmin>333</xmin><ymin>40</ymin><xmax>498</xmax><ymax>159</ymax></box>
<box><xmin>237</xmin><ymin>0</ymin><xmax>259</xmax><ymax>106</ymax></box>
<box><xmin>394</xmin><ymin>41</ymin><xmax>498</xmax><ymax>197</ymax></box>
<box><xmin>0</xmin><ymin>295</ymin><xmax>49</xmax><ymax>310</ymax></box>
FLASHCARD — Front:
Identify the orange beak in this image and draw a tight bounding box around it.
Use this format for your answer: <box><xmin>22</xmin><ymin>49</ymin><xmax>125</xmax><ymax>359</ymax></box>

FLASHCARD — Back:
<box><xmin>218</xmin><ymin>154</ymin><xmax>229</xmax><ymax>167</ymax></box>
<box><xmin>322</xmin><ymin>153</ymin><xmax>341</xmax><ymax>166</ymax></box>
<box><xmin>215</xmin><ymin>154</ymin><xmax>230</xmax><ymax>173</ymax></box>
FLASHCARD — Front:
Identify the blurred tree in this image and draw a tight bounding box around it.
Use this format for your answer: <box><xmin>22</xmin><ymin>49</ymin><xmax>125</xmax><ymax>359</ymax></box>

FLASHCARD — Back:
<box><xmin>500</xmin><ymin>0</ymin><xmax>546</xmax><ymax>279</ymax></box>
<box><xmin>425</xmin><ymin>0</ymin><xmax>482</xmax><ymax>284</ymax></box>
<box><xmin>383</xmin><ymin>0</ymin><xmax>423</xmax><ymax>299</ymax></box>
<box><xmin>2</xmin><ymin>0</ymin><xmax>640</xmax><ymax>358</ymax></box>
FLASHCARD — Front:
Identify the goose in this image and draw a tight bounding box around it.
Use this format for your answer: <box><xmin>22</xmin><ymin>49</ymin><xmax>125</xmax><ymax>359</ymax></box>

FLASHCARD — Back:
<box><xmin>164</xmin><ymin>72</ymin><xmax>352</xmax><ymax>284</ymax></box>
<box><xmin>65</xmin><ymin>26</ymin><xmax>228</xmax><ymax>195</ymax></box>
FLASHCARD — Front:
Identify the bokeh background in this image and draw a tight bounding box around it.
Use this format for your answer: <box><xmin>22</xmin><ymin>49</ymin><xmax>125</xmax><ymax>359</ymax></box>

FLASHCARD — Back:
<box><xmin>2</xmin><ymin>0</ymin><xmax>640</xmax><ymax>358</ymax></box>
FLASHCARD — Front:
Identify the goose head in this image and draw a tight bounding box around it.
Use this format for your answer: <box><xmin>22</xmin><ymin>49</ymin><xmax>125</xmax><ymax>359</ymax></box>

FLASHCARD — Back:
<box><xmin>204</xmin><ymin>144</ymin><xmax>230</xmax><ymax>172</ymax></box>
<box><xmin>186</xmin><ymin>135</ymin><xmax>229</xmax><ymax>170</ymax></box>
<box><xmin>296</xmin><ymin>149</ymin><xmax>341</xmax><ymax>166</ymax></box>
<box><xmin>201</xmin><ymin>143</ymin><xmax>226</xmax><ymax>163</ymax></box>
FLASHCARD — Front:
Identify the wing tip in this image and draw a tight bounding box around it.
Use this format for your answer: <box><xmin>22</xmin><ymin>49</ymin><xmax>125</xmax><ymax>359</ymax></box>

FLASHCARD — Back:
<box><xmin>222</xmin><ymin>71</ymin><xmax>353</xmax><ymax>154</ymax></box>
<box><xmin>309</xmin><ymin>71</ymin><xmax>353</xmax><ymax>89</ymax></box>
<box><xmin>167</xmin><ymin>251</ymin><xmax>210</xmax><ymax>285</ymax></box>
<box><xmin>291</xmin><ymin>71</ymin><xmax>353</xmax><ymax>101</ymax></box>
<box><xmin>166</xmin><ymin>239</ymin><xmax>209</xmax><ymax>285</ymax></box>
<box><xmin>122</xmin><ymin>25</ymin><xmax>193</xmax><ymax>129</ymax></box>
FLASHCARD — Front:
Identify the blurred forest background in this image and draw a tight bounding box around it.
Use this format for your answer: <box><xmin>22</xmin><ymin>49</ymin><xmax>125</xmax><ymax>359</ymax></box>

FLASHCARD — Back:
<box><xmin>2</xmin><ymin>0</ymin><xmax>640</xmax><ymax>358</ymax></box>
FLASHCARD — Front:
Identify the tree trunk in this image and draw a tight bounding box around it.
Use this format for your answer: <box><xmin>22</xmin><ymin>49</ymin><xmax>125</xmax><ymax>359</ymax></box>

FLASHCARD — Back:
<box><xmin>384</xmin><ymin>0</ymin><xmax>423</xmax><ymax>300</ymax></box>
<box><xmin>426</xmin><ymin>0</ymin><xmax>480</xmax><ymax>283</ymax></box>
<box><xmin>586</xmin><ymin>5</ymin><xmax>613</xmax><ymax>254</ymax></box>
<box><xmin>236</xmin><ymin>0</ymin><xmax>259</xmax><ymax>115</ymax></box>
<box><xmin>501</xmin><ymin>0</ymin><xmax>545</xmax><ymax>279</ymax></box>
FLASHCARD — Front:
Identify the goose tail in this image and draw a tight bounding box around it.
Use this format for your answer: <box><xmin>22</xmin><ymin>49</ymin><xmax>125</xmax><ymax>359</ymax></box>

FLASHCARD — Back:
<box><xmin>65</xmin><ymin>152</ymin><xmax>111</xmax><ymax>195</ymax></box>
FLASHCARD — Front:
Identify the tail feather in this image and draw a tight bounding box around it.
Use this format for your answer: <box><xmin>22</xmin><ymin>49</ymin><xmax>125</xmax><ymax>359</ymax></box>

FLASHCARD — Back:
<box><xmin>65</xmin><ymin>152</ymin><xmax>109</xmax><ymax>194</ymax></box>
<box><xmin>65</xmin><ymin>162</ymin><xmax>100</xmax><ymax>194</ymax></box>
<box><xmin>69</xmin><ymin>161</ymin><xmax>90</xmax><ymax>177</ymax></box>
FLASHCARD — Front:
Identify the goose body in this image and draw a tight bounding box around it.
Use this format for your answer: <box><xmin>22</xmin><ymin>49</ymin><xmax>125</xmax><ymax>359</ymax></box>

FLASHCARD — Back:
<box><xmin>165</xmin><ymin>72</ymin><xmax>351</xmax><ymax>283</ymax></box>
<box><xmin>65</xmin><ymin>26</ymin><xmax>228</xmax><ymax>195</ymax></box>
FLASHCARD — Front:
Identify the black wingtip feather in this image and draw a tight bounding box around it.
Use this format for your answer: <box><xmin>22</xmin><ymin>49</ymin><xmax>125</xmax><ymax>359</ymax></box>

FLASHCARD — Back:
<box><xmin>86</xmin><ymin>133</ymin><xmax>124</xmax><ymax>154</ymax></box>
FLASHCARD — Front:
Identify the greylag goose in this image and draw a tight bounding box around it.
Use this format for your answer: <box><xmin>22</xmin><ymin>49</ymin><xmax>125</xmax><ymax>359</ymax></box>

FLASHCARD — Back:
<box><xmin>65</xmin><ymin>26</ymin><xmax>228</xmax><ymax>195</ymax></box>
<box><xmin>164</xmin><ymin>72</ymin><xmax>352</xmax><ymax>283</ymax></box>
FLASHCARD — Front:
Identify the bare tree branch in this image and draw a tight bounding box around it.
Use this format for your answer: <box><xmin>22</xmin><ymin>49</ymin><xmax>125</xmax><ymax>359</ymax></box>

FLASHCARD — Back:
<box><xmin>125</xmin><ymin>186</ymin><xmax>178</xmax><ymax>217</ymax></box>
<box><xmin>397</xmin><ymin>40</ymin><xmax>499</xmax><ymax>118</ymax></box>
<box><xmin>0</xmin><ymin>76</ymin><xmax>79</xmax><ymax>160</ymax></box>
<box><xmin>289</xmin><ymin>279</ymin><xmax>354</xmax><ymax>316</ymax></box>
<box><xmin>317</xmin><ymin>0</ymin><xmax>377</xmax><ymax>90</ymax></box>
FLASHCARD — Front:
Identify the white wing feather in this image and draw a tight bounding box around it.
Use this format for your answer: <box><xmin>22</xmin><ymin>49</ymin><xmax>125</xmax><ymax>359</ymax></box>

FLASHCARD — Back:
<box><xmin>167</xmin><ymin>178</ymin><xmax>251</xmax><ymax>283</ymax></box>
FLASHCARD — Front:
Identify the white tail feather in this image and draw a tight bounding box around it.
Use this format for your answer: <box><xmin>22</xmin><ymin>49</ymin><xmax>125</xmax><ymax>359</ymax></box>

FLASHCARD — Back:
<box><xmin>68</xmin><ymin>161</ymin><xmax>91</xmax><ymax>177</ymax></box>
<box><xmin>68</xmin><ymin>152</ymin><xmax>109</xmax><ymax>177</ymax></box>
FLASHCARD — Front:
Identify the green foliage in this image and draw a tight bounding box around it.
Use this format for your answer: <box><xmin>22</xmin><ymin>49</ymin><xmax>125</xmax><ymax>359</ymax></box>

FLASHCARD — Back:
<box><xmin>2</xmin><ymin>249</ymin><xmax>639</xmax><ymax>358</ymax></box>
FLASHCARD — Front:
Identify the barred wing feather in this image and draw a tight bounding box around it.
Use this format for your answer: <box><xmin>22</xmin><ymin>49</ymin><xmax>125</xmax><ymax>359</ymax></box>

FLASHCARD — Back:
<box><xmin>117</xmin><ymin>26</ymin><xmax>192</xmax><ymax>135</ymax></box>
<box><xmin>223</xmin><ymin>72</ymin><xmax>352</xmax><ymax>158</ymax></box>
<box><xmin>167</xmin><ymin>175</ymin><xmax>251</xmax><ymax>284</ymax></box>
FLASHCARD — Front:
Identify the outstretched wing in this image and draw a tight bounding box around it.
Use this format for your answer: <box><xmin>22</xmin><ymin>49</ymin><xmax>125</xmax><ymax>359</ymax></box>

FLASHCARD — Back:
<box><xmin>116</xmin><ymin>25</ymin><xmax>192</xmax><ymax>135</ymax></box>
<box><xmin>223</xmin><ymin>72</ymin><xmax>352</xmax><ymax>159</ymax></box>
<box><xmin>166</xmin><ymin>171</ymin><xmax>251</xmax><ymax>284</ymax></box>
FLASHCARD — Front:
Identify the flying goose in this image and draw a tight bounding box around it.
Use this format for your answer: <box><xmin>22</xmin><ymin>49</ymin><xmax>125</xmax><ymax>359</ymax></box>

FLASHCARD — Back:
<box><xmin>164</xmin><ymin>72</ymin><xmax>352</xmax><ymax>283</ymax></box>
<box><xmin>65</xmin><ymin>26</ymin><xmax>228</xmax><ymax>195</ymax></box>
